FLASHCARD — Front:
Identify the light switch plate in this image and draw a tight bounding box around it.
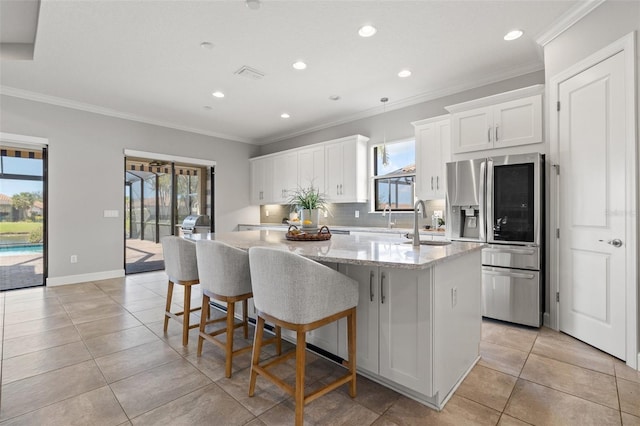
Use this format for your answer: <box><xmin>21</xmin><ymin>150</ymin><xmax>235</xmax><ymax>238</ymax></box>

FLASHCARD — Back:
<box><xmin>103</xmin><ymin>210</ymin><xmax>119</xmax><ymax>218</ymax></box>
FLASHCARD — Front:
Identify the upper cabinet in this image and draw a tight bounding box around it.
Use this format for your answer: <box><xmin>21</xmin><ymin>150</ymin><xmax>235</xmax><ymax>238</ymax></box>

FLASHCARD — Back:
<box><xmin>413</xmin><ymin>115</ymin><xmax>450</xmax><ymax>200</ymax></box>
<box><xmin>250</xmin><ymin>156</ymin><xmax>273</xmax><ymax>205</ymax></box>
<box><xmin>325</xmin><ymin>135</ymin><xmax>369</xmax><ymax>203</ymax></box>
<box><xmin>446</xmin><ymin>85</ymin><xmax>543</xmax><ymax>154</ymax></box>
<box><xmin>249</xmin><ymin>134</ymin><xmax>368</xmax><ymax>205</ymax></box>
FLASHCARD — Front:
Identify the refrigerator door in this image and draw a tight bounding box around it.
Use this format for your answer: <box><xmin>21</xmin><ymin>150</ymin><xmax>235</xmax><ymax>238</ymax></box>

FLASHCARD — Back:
<box><xmin>445</xmin><ymin>158</ymin><xmax>486</xmax><ymax>242</ymax></box>
<box><xmin>482</xmin><ymin>266</ymin><xmax>541</xmax><ymax>327</ymax></box>
<box><xmin>482</xmin><ymin>245</ymin><xmax>540</xmax><ymax>270</ymax></box>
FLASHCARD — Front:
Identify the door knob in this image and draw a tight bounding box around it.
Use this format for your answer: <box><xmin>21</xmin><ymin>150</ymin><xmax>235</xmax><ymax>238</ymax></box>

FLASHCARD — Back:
<box><xmin>608</xmin><ymin>239</ymin><xmax>623</xmax><ymax>247</ymax></box>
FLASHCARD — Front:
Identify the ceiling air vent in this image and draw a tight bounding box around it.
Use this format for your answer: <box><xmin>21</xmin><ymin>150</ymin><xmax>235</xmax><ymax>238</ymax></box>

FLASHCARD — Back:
<box><xmin>234</xmin><ymin>65</ymin><xmax>265</xmax><ymax>80</ymax></box>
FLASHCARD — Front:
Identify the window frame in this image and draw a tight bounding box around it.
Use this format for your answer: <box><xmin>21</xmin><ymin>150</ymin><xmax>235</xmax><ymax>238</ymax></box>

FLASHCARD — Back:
<box><xmin>371</xmin><ymin>137</ymin><xmax>416</xmax><ymax>212</ymax></box>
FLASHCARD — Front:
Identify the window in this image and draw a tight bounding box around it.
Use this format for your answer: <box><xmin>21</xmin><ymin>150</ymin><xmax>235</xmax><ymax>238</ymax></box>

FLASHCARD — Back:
<box><xmin>373</xmin><ymin>139</ymin><xmax>415</xmax><ymax>211</ymax></box>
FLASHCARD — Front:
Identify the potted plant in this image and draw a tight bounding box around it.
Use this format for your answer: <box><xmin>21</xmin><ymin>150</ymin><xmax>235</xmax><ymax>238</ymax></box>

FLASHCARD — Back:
<box><xmin>287</xmin><ymin>184</ymin><xmax>328</xmax><ymax>229</ymax></box>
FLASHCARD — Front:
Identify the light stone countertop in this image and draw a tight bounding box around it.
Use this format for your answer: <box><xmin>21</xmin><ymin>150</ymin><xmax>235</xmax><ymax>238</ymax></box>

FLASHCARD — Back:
<box><xmin>238</xmin><ymin>223</ymin><xmax>447</xmax><ymax>236</ymax></box>
<box><xmin>187</xmin><ymin>230</ymin><xmax>482</xmax><ymax>270</ymax></box>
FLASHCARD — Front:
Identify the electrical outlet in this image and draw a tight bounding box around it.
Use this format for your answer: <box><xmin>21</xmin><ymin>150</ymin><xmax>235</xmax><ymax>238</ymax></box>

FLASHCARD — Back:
<box><xmin>265</xmin><ymin>210</ymin><xmax>269</xmax><ymax>217</ymax></box>
<box><xmin>451</xmin><ymin>287</ymin><xmax>457</xmax><ymax>307</ymax></box>
<box><xmin>354</xmin><ymin>210</ymin><xmax>360</xmax><ymax>218</ymax></box>
<box><xmin>324</xmin><ymin>210</ymin><xmax>328</xmax><ymax>218</ymax></box>
<box><xmin>70</xmin><ymin>255</ymin><xmax>78</xmax><ymax>263</ymax></box>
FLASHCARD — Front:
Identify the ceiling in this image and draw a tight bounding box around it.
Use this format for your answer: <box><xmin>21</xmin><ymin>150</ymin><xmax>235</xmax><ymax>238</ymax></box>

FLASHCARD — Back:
<box><xmin>0</xmin><ymin>0</ymin><xmax>586</xmax><ymax>145</ymax></box>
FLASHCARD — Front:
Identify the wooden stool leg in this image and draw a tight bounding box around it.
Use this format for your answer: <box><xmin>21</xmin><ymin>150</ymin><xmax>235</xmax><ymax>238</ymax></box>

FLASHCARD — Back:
<box><xmin>249</xmin><ymin>316</ymin><xmax>265</xmax><ymax>397</ymax></box>
<box><xmin>242</xmin><ymin>299</ymin><xmax>249</xmax><ymax>339</ymax></box>
<box><xmin>225</xmin><ymin>301</ymin><xmax>236</xmax><ymax>378</ymax></box>
<box><xmin>276</xmin><ymin>325</ymin><xmax>282</xmax><ymax>355</ymax></box>
<box><xmin>348</xmin><ymin>309</ymin><xmax>357</xmax><ymax>398</ymax></box>
<box><xmin>295</xmin><ymin>330</ymin><xmax>306</xmax><ymax>426</ymax></box>
<box><xmin>164</xmin><ymin>280</ymin><xmax>174</xmax><ymax>332</ymax></box>
<box><xmin>182</xmin><ymin>284</ymin><xmax>192</xmax><ymax>346</ymax></box>
<box><xmin>197</xmin><ymin>294</ymin><xmax>209</xmax><ymax>356</ymax></box>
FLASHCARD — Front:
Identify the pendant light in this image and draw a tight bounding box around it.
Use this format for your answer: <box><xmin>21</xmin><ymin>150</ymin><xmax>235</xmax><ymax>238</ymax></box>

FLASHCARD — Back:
<box><xmin>380</xmin><ymin>97</ymin><xmax>389</xmax><ymax>167</ymax></box>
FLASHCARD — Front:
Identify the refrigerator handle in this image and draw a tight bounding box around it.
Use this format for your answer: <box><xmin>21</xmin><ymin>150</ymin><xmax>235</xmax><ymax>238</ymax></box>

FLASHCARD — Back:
<box><xmin>485</xmin><ymin>158</ymin><xmax>494</xmax><ymax>242</ymax></box>
<box><xmin>479</xmin><ymin>160</ymin><xmax>486</xmax><ymax>242</ymax></box>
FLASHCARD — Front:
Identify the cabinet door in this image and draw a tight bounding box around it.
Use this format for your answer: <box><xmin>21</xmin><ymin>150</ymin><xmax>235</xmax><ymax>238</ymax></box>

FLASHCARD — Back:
<box><xmin>451</xmin><ymin>106</ymin><xmax>493</xmax><ymax>153</ymax></box>
<box><xmin>493</xmin><ymin>94</ymin><xmax>542</xmax><ymax>148</ymax></box>
<box><xmin>434</xmin><ymin>119</ymin><xmax>450</xmax><ymax>198</ymax></box>
<box><xmin>272</xmin><ymin>152</ymin><xmax>298</xmax><ymax>203</ymax></box>
<box><xmin>337</xmin><ymin>264</ymin><xmax>379</xmax><ymax>373</ymax></box>
<box><xmin>416</xmin><ymin>122</ymin><xmax>437</xmax><ymax>200</ymax></box>
<box><xmin>325</xmin><ymin>141</ymin><xmax>344</xmax><ymax>201</ymax></box>
<box><xmin>298</xmin><ymin>146</ymin><xmax>325</xmax><ymax>193</ymax></box>
<box><xmin>379</xmin><ymin>268</ymin><xmax>433</xmax><ymax>396</ymax></box>
<box><xmin>250</xmin><ymin>157</ymin><xmax>273</xmax><ymax>204</ymax></box>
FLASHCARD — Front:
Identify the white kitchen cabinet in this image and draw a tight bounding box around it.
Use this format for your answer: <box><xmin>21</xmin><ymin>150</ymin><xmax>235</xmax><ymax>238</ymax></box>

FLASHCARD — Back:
<box><xmin>325</xmin><ymin>135</ymin><xmax>369</xmax><ymax>203</ymax></box>
<box><xmin>447</xmin><ymin>85</ymin><xmax>543</xmax><ymax>154</ymax></box>
<box><xmin>413</xmin><ymin>115</ymin><xmax>450</xmax><ymax>200</ymax></box>
<box><xmin>272</xmin><ymin>151</ymin><xmax>298</xmax><ymax>203</ymax></box>
<box><xmin>250</xmin><ymin>156</ymin><xmax>273</xmax><ymax>205</ymax></box>
<box><xmin>298</xmin><ymin>145</ymin><xmax>325</xmax><ymax>194</ymax></box>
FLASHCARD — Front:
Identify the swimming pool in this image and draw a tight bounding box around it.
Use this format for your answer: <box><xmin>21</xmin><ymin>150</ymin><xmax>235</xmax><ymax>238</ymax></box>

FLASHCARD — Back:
<box><xmin>0</xmin><ymin>244</ymin><xmax>43</xmax><ymax>257</ymax></box>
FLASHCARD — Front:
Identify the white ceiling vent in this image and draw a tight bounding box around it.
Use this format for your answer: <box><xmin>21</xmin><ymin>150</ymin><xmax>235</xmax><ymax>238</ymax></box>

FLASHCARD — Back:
<box><xmin>234</xmin><ymin>65</ymin><xmax>265</xmax><ymax>80</ymax></box>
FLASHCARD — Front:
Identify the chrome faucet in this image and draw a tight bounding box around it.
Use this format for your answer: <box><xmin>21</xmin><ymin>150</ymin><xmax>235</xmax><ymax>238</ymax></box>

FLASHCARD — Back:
<box><xmin>413</xmin><ymin>199</ymin><xmax>427</xmax><ymax>246</ymax></box>
<box><xmin>382</xmin><ymin>204</ymin><xmax>395</xmax><ymax>229</ymax></box>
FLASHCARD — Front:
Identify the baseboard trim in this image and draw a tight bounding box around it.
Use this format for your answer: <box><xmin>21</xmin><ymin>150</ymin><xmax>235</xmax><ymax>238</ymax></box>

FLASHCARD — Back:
<box><xmin>46</xmin><ymin>269</ymin><xmax>125</xmax><ymax>286</ymax></box>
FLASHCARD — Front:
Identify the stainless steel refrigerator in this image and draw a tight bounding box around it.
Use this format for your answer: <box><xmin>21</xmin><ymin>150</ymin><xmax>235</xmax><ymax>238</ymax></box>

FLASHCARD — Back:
<box><xmin>445</xmin><ymin>153</ymin><xmax>544</xmax><ymax>327</ymax></box>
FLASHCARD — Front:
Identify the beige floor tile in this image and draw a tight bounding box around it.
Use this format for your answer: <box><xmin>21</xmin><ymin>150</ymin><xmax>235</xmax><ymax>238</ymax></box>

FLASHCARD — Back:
<box><xmin>497</xmin><ymin>414</ymin><xmax>531</xmax><ymax>425</ymax></box>
<box><xmin>3</xmin><ymin>297</ymin><xmax>62</xmax><ymax>314</ymax></box>
<box><xmin>533</xmin><ymin>329</ymin><xmax>615</xmax><ymax>375</ymax></box>
<box><xmin>3</xmin><ymin>312</ymin><xmax>73</xmax><ymax>340</ymax></box>
<box><xmin>0</xmin><ymin>360</ymin><xmax>107</xmax><ymax>421</ymax></box>
<box><xmin>2</xmin><ymin>324</ymin><xmax>81</xmax><ymax>359</ymax></box>
<box><xmin>504</xmin><ymin>379</ymin><xmax>621</xmax><ymax>425</ymax></box>
<box><xmin>481</xmin><ymin>320</ymin><xmax>538</xmax><ymax>352</ymax></box>
<box><xmin>107</xmin><ymin>287</ymin><xmax>163</xmax><ymax>304</ymax></box>
<box><xmin>110</xmin><ymin>358</ymin><xmax>211</xmax><ymax>418</ymax></box>
<box><xmin>62</xmin><ymin>296</ymin><xmax>121</xmax><ymax>314</ymax></box>
<box><xmin>119</xmin><ymin>295</ymin><xmax>167</xmax><ymax>313</ymax></box>
<box><xmin>0</xmin><ymin>386</ymin><xmax>128</xmax><ymax>426</ymax></box>
<box><xmin>258</xmin><ymin>401</ymin><xmax>315</xmax><ymax>426</ymax></box>
<box><xmin>371</xmin><ymin>416</ymin><xmax>400</xmax><ymax>426</ymax></box>
<box><xmin>75</xmin><ymin>312</ymin><xmax>143</xmax><ymax>340</ymax></box>
<box><xmin>520</xmin><ymin>353</ymin><xmax>618</xmax><ymax>409</ymax></box>
<box><xmin>616</xmin><ymin>360</ymin><xmax>640</xmax><ymax>384</ymax></box>
<box><xmin>618</xmin><ymin>377</ymin><xmax>640</xmax><ymax>417</ymax></box>
<box><xmin>47</xmin><ymin>282</ymin><xmax>101</xmax><ymax>296</ymax></box>
<box><xmin>3</xmin><ymin>303</ymin><xmax>68</xmax><ymax>325</ymax></box>
<box><xmin>291</xmin><ymin>386</ymin><xmax>380</xmax><ymax>426</ymax></box>
<box><xmin>329</xmin><ymin>374</ymin><xmax>401</xmax><ymax>415</ymax></box>
<box><xmin>68</xmin><ymin>303</ymin><xmax>131</xmax><ymax>324</ymax></box>
<box><xmin>2</xmin><ymin>340</ymin><xmax>92</xmax><ymax>384</ymax></box>
<box><xmin>455</xmin><ymin>364</ymin><xmax>517</xmax><ymax>412</ymax></box>
<box><xmin>216</xmin><ymin>365</ymin><xmax>290</xmax><ymax>416</ymax></box>
<box><xmin>478</xmin><ymin>340</ymin><xmax>529</xmax><ymax>377</ymax></box>
<box><xmin>131</xmin><ymin>383</ymin><xmax>254</xmax><ymax>425</ymax></box>
<box><xmin>4</xmin><ymin>286</ymin><xmax>54</xmax><ymax>302</ymax></box>
<box><xmin>83</xmin><ymin>325</ymin><xmax>160</xmax><ymax>358</ymax></box>
<box><xmin>622</xmin><ymin>412</ymin><xmax>640</xmax><ymax>426</ymax></box>
<box><xmin>245</xmin><ymin>417</ymin><xmax>268</xmax><ymax>426</ymax></box>
<box><xmin>95</xmin><ymin>339</ymin><xmax>181</xmax><ymax>383</ymax></box>
<box><xmin>383</xmin><ymin>394</ymin><xmax>501</xmax><ymax>426</ymax></box>
<box><xmin>56</xmin><ymin>289</ymin><xmax>110</xmax><ymax>304</ymax></box>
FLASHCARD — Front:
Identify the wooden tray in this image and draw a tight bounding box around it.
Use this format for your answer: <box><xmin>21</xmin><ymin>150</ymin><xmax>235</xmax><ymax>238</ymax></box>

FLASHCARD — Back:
<box><xmin>285</xmin><ymin>225</ymin><xmax>332</xmax><ymax>241</ymax></box>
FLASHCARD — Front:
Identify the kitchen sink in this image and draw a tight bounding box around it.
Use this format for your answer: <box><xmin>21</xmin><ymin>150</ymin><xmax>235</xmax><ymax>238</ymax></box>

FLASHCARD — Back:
<box><xmin>403</xmin><ymin>240</ymin><xmax>451</xmax><ymax>246</ymax></box>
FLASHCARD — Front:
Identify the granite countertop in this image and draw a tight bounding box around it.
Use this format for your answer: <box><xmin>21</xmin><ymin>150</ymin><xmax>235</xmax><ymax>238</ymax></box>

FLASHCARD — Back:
<box><xmin>239</xmin><ymin>223</ymin><xmax>447</xmax><ymax>236</ymax></box>
<box><xmin>188</xmin><ymin>230</ymin><xmax>482</xmax><ymax>270</ymax></box>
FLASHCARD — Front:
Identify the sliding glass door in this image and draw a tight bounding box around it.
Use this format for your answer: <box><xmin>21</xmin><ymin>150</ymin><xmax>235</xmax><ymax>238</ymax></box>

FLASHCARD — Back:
<box><xmin>124</xmin><ymin>157</ymin><xmax>209</xmax><ymax>274</ymax></box>
<box><xmin>0</xmin><ymin>146</ymin><xmax>47</xmax><ymax>291</ymax></box>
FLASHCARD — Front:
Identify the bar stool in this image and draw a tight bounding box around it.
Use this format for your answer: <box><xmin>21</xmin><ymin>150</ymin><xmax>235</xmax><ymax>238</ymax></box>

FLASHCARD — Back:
<box><xmin>161</xmin><ymin>236</ymin><xmax>201</xmax><ymax>346</ymax></box>
<box><xmin>247</xmin><ymin>247</ymin><xmax>358</xmax><ymax>426</ymax></box>
<box><xmin>195</xmin><ymin>240</ymin><xmax>281</xmax><ymax>378</ymax></box>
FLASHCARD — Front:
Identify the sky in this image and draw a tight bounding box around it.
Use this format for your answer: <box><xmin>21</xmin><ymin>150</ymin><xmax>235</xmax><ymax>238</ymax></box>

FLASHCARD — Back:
<box><xmin>0</xmin><ymin>156</ymin><xmax>43</xmax><ymax>196</ymax></box>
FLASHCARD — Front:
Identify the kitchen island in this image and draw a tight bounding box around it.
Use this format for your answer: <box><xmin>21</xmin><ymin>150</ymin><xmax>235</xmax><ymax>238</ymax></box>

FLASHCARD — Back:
<box><xmin>188</xmin><ymin>230</ymin><xmax>483</xmax><ymax>411</ymax></box>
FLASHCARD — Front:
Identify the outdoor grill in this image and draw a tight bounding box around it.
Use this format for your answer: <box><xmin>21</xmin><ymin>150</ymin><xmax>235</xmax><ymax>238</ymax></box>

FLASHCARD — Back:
<box><xmin>181</xmin><ymin>215</ymin><xmax>210</xmax><ymax>235</ymax></box>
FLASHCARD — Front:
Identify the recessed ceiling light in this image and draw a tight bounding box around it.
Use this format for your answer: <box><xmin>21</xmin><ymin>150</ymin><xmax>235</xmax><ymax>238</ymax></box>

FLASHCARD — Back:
<box><xmin>212</xmin><ymin>91</ymin><xmax>225</xmax><ymax>98</ymax></box>
<box><xmin>281</xmin><ymin>113</ymin><xmax>291</xmax><ymax>119</ymax></box>
<box><xmin>504</xmin><ymin>29</ymin><xmax>524</xmax><ymax>41</ymax></box>
<box><xmin>245</xmin><ymin>0</ymin><xmax>260</xmax><ymax>10</ymax></box>
<box><xmin>329</xmin><ymin>95</ymin><xmax>341</xmax><ymax>101</ymax></box>
<box><xmin>200</xmin><ymin>41</ymin><xmax>214</xmax><ymax>50</ymax></box>
<box><xmin>358</xmin><ymin>25</ymin><xmax>377</xmax><ymax>37</ymax></box>
<box><xmin>292</xmin><ymin>61</ymin><xmax>307</xmax><ymax>70</ymax></box>
<box><xmin>398</xmin><ymin>69</ymin><xmax>412</xmax><ymax>78</ymax></box>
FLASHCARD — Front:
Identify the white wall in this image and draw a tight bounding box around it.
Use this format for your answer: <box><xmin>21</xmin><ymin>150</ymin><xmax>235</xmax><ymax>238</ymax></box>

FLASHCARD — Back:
<box><xmin>0</xmin><ymin>95</ymin><xmax>260</xmax><ymax>284</ymax></box>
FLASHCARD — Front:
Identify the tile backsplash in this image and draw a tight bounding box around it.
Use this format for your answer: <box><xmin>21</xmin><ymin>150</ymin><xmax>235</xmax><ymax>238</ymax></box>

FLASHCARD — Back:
<box><xmin>260</xmin><ymin>199</ymin><xmax>445</xmax><ymax>229</ymax></box>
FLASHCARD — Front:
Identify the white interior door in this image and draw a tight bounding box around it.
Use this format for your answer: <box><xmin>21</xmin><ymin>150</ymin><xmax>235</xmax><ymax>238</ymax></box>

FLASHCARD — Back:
<box><xmin>558</xmin><ymin>51</ymin><xmax>627</xmax><ymax>359</ymax></box>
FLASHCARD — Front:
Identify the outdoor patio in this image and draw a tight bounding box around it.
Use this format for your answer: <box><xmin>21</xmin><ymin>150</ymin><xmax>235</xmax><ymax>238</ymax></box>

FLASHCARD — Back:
<box><xmin>125</xmin><ymin>238</ymin><xmax>164</xmax><ymax>274</ymax></box>
<box><xmin>0</xmin><ymin>252</ymin><xmax>44</xmax><ymax>291</ymax></box>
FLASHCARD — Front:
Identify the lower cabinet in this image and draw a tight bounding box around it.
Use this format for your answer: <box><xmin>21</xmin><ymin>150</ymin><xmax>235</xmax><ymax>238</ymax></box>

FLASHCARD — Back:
<box><xmin>337</xmin><ymin>264</ymin><xmax>433</xmax><ymax>396</ymax></box>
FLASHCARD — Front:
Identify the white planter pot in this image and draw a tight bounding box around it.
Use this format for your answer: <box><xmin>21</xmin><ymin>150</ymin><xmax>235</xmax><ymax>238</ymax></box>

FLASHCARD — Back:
<box><xmin>300</xmin><ymin>208</ymin><xmax>320</xmax><ymax>229</ymax></box>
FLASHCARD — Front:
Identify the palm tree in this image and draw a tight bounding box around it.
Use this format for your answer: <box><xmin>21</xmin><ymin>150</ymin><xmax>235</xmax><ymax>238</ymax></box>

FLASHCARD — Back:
<box><xmin>11</xmin><ymin>192</ymin><xmax>35</xmax><ymax>221</ymax></box>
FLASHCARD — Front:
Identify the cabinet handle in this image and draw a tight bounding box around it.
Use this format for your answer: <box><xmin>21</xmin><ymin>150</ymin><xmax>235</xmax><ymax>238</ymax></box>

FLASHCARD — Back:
<box><xmin>336</xmin><ymin>184</ymin><xmax>339</xmax><ymax>195</ymax></box>
<box><xmin>380</xmin><ymin>272</ymin><xmax>386</xmax><ymax>304</ymax></box>
<box><xmin>340</xmin><ymin>184</ymin><xmax>343</xmax><ymax>195</ymax></box>
<box><xmin>431</xmin><ymin>176</ymin><xmax>434</xmax><ymax>190</ymax></box>
<box><xmin>495</xmin><ymin>125</ymin><xmax>499</xmax><ymax>142</ymax></box>
<box><xmin>436</xmin><ymin>176</ymin><xmax>439</xmax><ymax>190</ymax></box>
<box><xmin>487</xmin><ymin>127</ymin><xmax>491</xmax><ymax>142</ymax></box>
<box><xmin>369</xmin><ymin>271</ymin><xmax>374</xmax><ymax>302</ymax></box>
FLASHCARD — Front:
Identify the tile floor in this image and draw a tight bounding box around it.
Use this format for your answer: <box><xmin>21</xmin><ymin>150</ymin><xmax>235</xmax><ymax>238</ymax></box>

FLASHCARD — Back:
<box><xmin>1</xmin><ymin>271</ymin><xmax>639</xmax><ymax>425</ymax></box>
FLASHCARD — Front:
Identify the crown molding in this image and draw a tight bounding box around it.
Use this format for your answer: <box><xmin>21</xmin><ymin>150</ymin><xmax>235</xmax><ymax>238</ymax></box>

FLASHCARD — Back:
<box><xmin>257</xmin><ymin>61</ymin><xmax>544</xmax><ymax>145</ymax></box>
<box><xmin>0</xmin><ymin>86</ymin><xmax>254</xmax><ymax>145</ymax></box>
<box><xmin>535</xmin><ymin>0</ymin><xmax>606</xmax><ymax>47</ymax></box>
